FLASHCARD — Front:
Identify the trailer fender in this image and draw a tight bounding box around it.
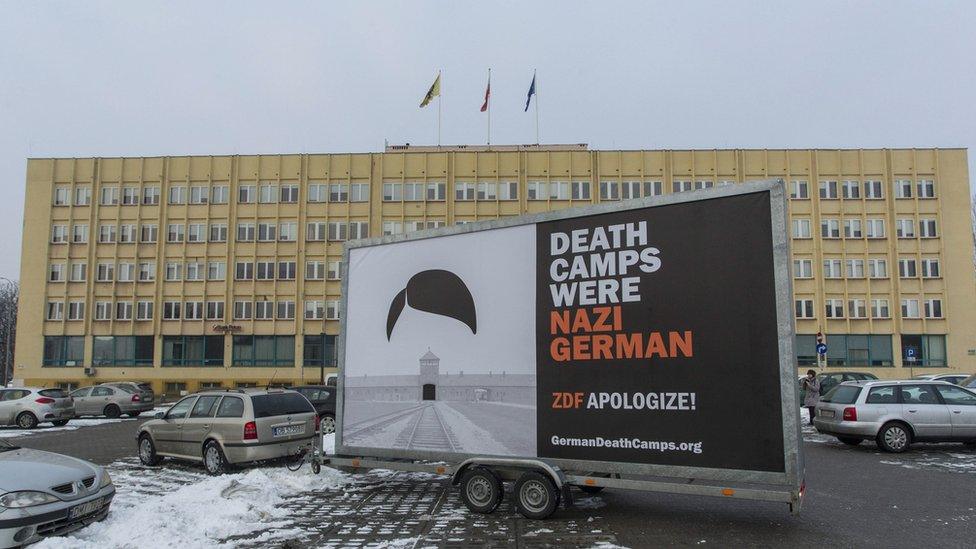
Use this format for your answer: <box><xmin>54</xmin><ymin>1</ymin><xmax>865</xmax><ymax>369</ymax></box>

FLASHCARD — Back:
<box><xmin>451</xmin><ymin>457</ymin><xmax>566</xmax><ymax>490</ymax></box>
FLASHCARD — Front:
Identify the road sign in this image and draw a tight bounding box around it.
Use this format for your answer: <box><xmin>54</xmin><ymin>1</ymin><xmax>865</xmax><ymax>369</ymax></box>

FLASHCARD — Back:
<box><xmin>905</xmin><ymin>346</ymin><xmax>918</xmax><ymax>362</ymax></box>
<box><xmin>816</xmin><ymin>343</ymin><xmax>828</xmax><ymax>356</ymax></box>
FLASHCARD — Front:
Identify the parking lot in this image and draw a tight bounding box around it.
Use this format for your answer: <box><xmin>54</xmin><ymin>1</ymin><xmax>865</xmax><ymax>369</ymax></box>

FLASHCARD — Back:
<box><xmin>2</xmin><ymin>416</ymin><xmax>974</xmax><ymax>548</ymax></box>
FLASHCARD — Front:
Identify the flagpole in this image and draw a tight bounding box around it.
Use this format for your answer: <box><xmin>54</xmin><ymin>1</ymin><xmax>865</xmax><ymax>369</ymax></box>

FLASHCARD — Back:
<box><xmin>487</xmin><ymin>68</ymin><xmax>491</xmax><ymax>146</ymax></box>
<box><xmin>534</xmin><ymin>70</ymin><xmax>540</xmax><ymax>145</ymax></box>
<box><xmin>437</xmin><ymin>70</ymin><xmax>442</xmax><ymax>147</ymax></box>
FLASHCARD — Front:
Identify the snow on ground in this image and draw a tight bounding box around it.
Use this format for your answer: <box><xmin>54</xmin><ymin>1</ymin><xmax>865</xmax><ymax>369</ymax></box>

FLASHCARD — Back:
<box><xmin>0</xmin><ymin>418</ymin><xmax>129</xmax><ymax>438</ymax></box>
<box><xmin>35</xmin><ymin>459</ymin><xmax>351</xmax><ymax>549</ymax></box>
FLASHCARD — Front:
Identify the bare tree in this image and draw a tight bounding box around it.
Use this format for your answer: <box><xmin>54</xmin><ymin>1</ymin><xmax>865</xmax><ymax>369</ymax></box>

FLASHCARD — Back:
<box><xmin>0</xmin><ymin>279</ymin><xmax>17</xmax><ymax>387</ymax></box>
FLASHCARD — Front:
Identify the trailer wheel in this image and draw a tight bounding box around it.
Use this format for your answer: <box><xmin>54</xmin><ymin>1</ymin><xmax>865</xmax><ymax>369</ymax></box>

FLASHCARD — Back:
<box><xmin>514</xmin><ymin>471</ymin><xmax>560</xmax><ymax>519</ymax></box>
<box><xmin>311</xmin><ymin>460</ymin><xmax>322</xmax><ymax>475</ymax></box>
<box><xmin>459</xmin><ymin>467</ymin><xmax>503</xmax><ymax>514</ymax></box>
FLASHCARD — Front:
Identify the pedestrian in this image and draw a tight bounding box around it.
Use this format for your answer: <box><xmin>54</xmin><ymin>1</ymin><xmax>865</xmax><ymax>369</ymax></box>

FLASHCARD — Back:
<box><xmin>801</xmin><ymin>370</ymin><xmax>820</xmax><ymax>425</ymax></box>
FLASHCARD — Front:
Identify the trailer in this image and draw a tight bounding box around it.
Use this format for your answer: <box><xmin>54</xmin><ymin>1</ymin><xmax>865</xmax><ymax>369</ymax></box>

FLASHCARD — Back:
<box><xmin>319</xmin><ymin>179</ymin><xmax>804</xmax><ymax>519</ymax></box>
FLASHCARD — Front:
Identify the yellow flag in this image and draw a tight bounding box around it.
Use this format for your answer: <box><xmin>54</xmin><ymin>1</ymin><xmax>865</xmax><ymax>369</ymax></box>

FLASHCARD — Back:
<box><xmin>420</xmin><ymin>74</ymin><xmax>441</xmax><ymax>108</ymax></box>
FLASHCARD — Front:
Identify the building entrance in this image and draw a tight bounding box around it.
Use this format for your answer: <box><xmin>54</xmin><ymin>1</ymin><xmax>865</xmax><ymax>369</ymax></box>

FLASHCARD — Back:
<box><xmin>422</xmin><ymin>384</ymin><xmax>436</xmax><ymax>400</ymax></box>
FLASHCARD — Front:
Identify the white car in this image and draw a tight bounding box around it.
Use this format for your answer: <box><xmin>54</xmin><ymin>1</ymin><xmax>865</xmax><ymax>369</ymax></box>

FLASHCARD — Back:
<box><xmin>0</xmin><ymin>439</ymin><xmax>114</xmax><ymax>547</ymax></box>
<box><xmin>0</xmin><ymin>388</ymin><xmax>75</xmax><ymax>429</ymax></box>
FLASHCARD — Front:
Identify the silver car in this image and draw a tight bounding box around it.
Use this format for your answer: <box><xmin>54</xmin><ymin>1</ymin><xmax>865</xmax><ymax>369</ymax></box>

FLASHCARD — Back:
<box><xmin>136</xmin><ymin>388</ymin><xmax>317</xmax><ymax>475</ymax></box>
<box><xmin>0</xmin><ymin>438</ymin><xmax>114</xmax><ymax>547</ymax></box>
<box><xmin>70</xmin><ymin>383</ymin><xmax>153</xmax><ymax>418</ymax></box>
<box><xmin>912</xmin><ymin>373</ymin><xmax>969</xmax><ymax>385</ymax></box>
<box><xmin>814</xmin><ymin>380</ymin><xmax>976</xmax><ymax>452</ymax></box>
<box><xmin>0</xmin><ymin>388</ymin><xmax>75</xmax><ymax>430</ymax></box>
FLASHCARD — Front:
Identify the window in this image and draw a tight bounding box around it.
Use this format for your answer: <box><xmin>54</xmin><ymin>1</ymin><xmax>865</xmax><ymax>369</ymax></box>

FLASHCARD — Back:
<box><xmin>277</xmin><ymin>300</ymin><xmax>295</xmax><ymax>320</ymax></box>
<box><xmin>278</xmin><ymin>222</ymin><xmax>297</xmax><ymax>242</ymax></box>
<box><xmin>871</xmin><ymin>299</ymin><xmax>890</xmax><ymax>319</ymax></box>
<box><xmin>210</xmin><ymin>223</ymin><xmax>227</xmax><ymax>242</ymax></box>
<box><xmin>136</xmin><ymin>301</ymin><xmax>153</xmax><ymax>320</ymax></box>
<box><xmin>570</xmin><ymin>180</ymin><xmax>591</xmax><ymax>200</ymax></box>
<box><xmin>92</xmin><ymin>336</ymin><xmax>154</xmax><ymax>366</ymax></box>
<box><xmin>141</xmin><ymin>224</ymin><xmax>158</xmax><ymax>243</ymax></box>
<box><xmin>327</xmin><ymin>260</ymin><xmax>341</xmax><ymax>280</ymax></box>
<box><xmin>216</xmin><ymin>396</ymin><xmax>245</xmax><ymax>416</ymax></box>
<box><xmin>163</xmin><ymin>335</ymin><xmax>224</xmax><ymax>366</ymax></box>
<box><xmin>306</xmin><ymin>222</ymin><xmax>327</xmax><ymax>241</ymax></box>
<box><xmin>208</xmin><ymin>262</ymin><xmax>226</xmax><ymax>280</ymax></box>
<box><xmin>95</xmin><ymin>301</ymin><xmax>112</xmax><ymax>321</ymax></box>
<box><xmin>921</xmin><ymin>258</ymin><xmax>940</xmax><ymax>278</ymax></box>
<box><xmin>924</xmin><ymin>299</ymin><xmax>943</xmax><ymax>319</ymax></box>
<box><xmin>184</xmin><ymin>301</ymin><xmax>204</xmax><ymax>320</ymax></box>
<box><xmin>895</xmin><ymin>179</ymin><xmax>912</xmax><ymax>199</ymax></box>
<box><xmin>328</xmin><ymin>222</ymin><xmax>347</xmax><ymax>241</ymax></box>
<box><xmin>206</xmin><ymin>301</ymin><xmax>224</xmax><ymax>320</ymax></box>
<box><xmin>138</xmin><ymin>262</ymin><xmax>155</xmax><ymax>281</ymax></box>
<box><xmin>235</xmin><ymin>262</ymin><xmax>254</xmax><ymax>280</ymax></box>
<box><xmin>825</xmin><ymin>299</ymin><xmax>844</xmax><ymax>318</ymax></box>
<box><xmin>187</xmin><ymin>224</ymin><xmax>205</xmax><ymax>243</ymax></box>
<box><xmin>477</xmin><ymin>181</ymin><xmax>497</xmax><ymax>200</ymax></box>
<box><xmin>308</xmin><ymin>183</ymin><xmax>327</xmax><ymax>203</ymax></box>
<box><xmin>694</xmin><ymin>180</ymin><xmax>713</xmax><ymax>190</ymax></box>
<box><xmin>900</xmin><ymin>334</ymin><xmax>946</xmax><ymax>367</ymax></box>
<box><xmin>70</xmin><ymin>262</ymin><xmax>87</xmax><ymax>282</ymax></box>
<box><xmin>237</xmin><ymin>223</ymin><xmax>255</xmax><ymax>242</ymax></box>
<box><xmin>278</xmin><ymin>261</ymin><xmax>296</xmax><ymax>280</ymax></box>
<box><xmin>280</xmin><ymin>184</ymin><xmax>299</xmax><ymax>203</ymax></box>
<box><xmin>326</xmin><ymin>300</ymin><xmax>340</xmax><ymax>320</ymax></box>
<box><xmin>233</xmin><ymin>300</ymin><xmax>252</xmax><ymax>320</ymax></box>
<box><xmin>848</xmin><ymin>299</ymin><xmax>867</xmax><ymax>319</ymax></box>
<box><xmin>42</xmin><ymin>336</ymin><xmax>85</xmax><ymax>367</ymax></box>
<box><xmin>259</xmin><ymin>183</ymin><xmax>277</xmax><ymax>204</ymax></box>
<box><xmin>165</xmin><ymin>262</ymin><xmax>182</xmax><ymax>281</ymax></box>
<box><xmin>382</xmin><ymin>221</ymin><xmax>403</xmax><ymax>236</ymax></box>
<box><xmin>72</xmin><ymin>224</ymin><xmax>89</xmax><ymax>243</ymax></box>
<box><xmin>864</xmin><ymin>180</ymin><xmax>883</xmax><ymax>199</ymax></box>
<box><xmin>303</xmin><ymin>334</ymin><xmax>337</xmax><ymax>367</ymax></box>
<box><xmin>598</xmin><ymin>181</ymin><xmax>619</xmax><ymax>201</ymax></box>
<box><xmin>898</xmin><ymin>258</ymin><xmax>917</xmax><ymax>278</ymax></box>
<box><xmin>383</xmin><ymin>182</ymin><xmax>402</xmax><ymax>201</ymax></box>
<box><xmin>790</xmin><ymin>180</ymin><xmax>808</xmax><ymax>199</ymax></box>
<box><xmin>163</xmin><ymin>301</ymin><xmax>181</xmax><ymax>320</ymax></box>
<box><xmin>51</xmin><ymin>225</ymin><xmax>68</xmax><ymax>243</ymax></box>
<box><xmin>255</xmin><ymin>301</ymin><xmax>275</xmax><ymax>320</ymax></box>
<box><xmin>100</xmin><ymin>187</ymin><xmax>119</xmax><ymax>205</ymax></box>
<box><xmin>54</xmin><ymin>187</ymin><xmax>70</xmax><ymax>206</ymax></box>
<box><xmin>819</xmin><ymin>180</ymin><xmax>838</xmax><ymax>199</ymax></box>
<box><xmin>350</xmin><ymin>183</ymin><xmax>369</xmax><ymax>202</ymax></box>
<box><xmin>549</xmin><ymin>181</ymin><xmax>570</xmax><ymax>200</ymax></box>
<box><xmin>349</xmin><ymin>221</ymin><xmax>368</xmax><ymax>239</ymax></box>
<box><xmin>211</xmin><ymin>185</ymin><xmax>229</xmax><ymax>204</ymax></box>
<box><xmin>232</xmin><ymin>335</ymin><xmax>294</xmax><ymax>367</ymax></box>
<box><xmin>117</xmin><ymin>263</ymin><xmax>135</xmax><ymax>282</ymax></box>
<box><xmin>119</xmin><ymin>224</ymin><xmax>136</xmax><ymax>243</ymax></box>
<box><xmin>115</xmin><ymin>301</ymin><xmax>133</xmax><ymax>320</ymax></box>
<box><xmin>820</xmin><ymin>219</ymin><xmax>840</xmax><ymax>239</ymax></box>
<box><xmin>256</xmin><ymin>261</ymin><xmax>275</xmax><ymax>280</ymax></box>
<box><xmin>498</xmin><ymin>181</ymin><xmax>519</xmax><ymax>200</ymax></box>
<box><xmin>843</xmin><ymin>219</ymin><xmax>862</xmax><ymax>239</ymax></box>
<box><xmin>868</xmin><ymin>258</ymin><xmax>887</xmax><ymax>279</ymax></box>
<box><xmin>142</xmin><ymin>186</ymin><xmax>160</xmax><ymax>205</ymax></box>
<box><xmin>168</xmin><ymin>186</ymin><xmax>186</xmax><ymax>204</ymax></box>
<box><xmin>190</xmin><ymin>186</ymin><xmax>208</xmax><ymax>204</ymax></box>
<box><xmin>49</xmin><ymin>263</ymin><xmax>65</xmax><ymax>282</ymax></box>
<box><xmin>527</xmin><ymin>181</ymin><xmax>546</xmax><ymax>200</ymax></box>
<box><xmin>846</xmin><ymin>259</ymin><xmax>865</xmax><ymax>279</ymax></box>
<box><xmin>643</xmin><ymin>181</ymin><xmax>663</xmax><ymax>197</ymax></box>
<box><xmin>167</xmin><ymin>224</ymin><xmax>184</xmax><ymax>243</ymax></box>
<box><xmin>306</xmin><ymin>261</ymin><xmax>325</xmax><ymax>280</ymax></box>
<box><xmin>842</xmin><ymin>180</ymin><xmax>860</xmax><ymax>199</ymax></box>
<box><xmin>668</xmin><ymin>180</ymin><xmax>689</xmax><ymax>193</ymax></box>
<box><xmin>257</xmin><ymin>223</ymin><xmax>277</xmax><ymax>242</ymax></box>
<box><xmin>934</xmin><ymin>385</ymin><xmax>976</xmax><ymax>405</ymax></box>
<box><xmin>866</xmin><ymin>219</ymin><xmax>885</xmax><ymax>239</ymax></box>
<box><xmin>67</xmin><ymin>301</ymin><xmax>85</xmax><ymax>321</ymax></box>
<box><xmin>238</xmin><ymin>185</ymin><xmax>255</xmax><ymax>203</ymax></box>
<box><xmin>328</xmin><ymin>183</ymin><xmax>348</xmax><ymax>202</ymax></box>
<box><xmin>620</xmin><ymin>181</ymin><xmax>641</xmax><ymax>200</ymax></box>
<box><xmin>455</xmin><ymin>181</ymin><xmax>475</xmax><ymax>201</ymax></box>
<box><xmin>901</xmin><ymin>299</ymin><xmax>920</xmax><ymax>318</ymax></box>
<box><xmin>919</xmin><ymin>219</ymin><xmax>938</xmax><ymax>238</ymax></box>
<box><xmin>917</xmin><ymin>179</ymin><xmax>935</xmax><ymax>198</ymax></box>
<box><xmin>792</xmin><ymin>219</ymin><xmax>811</xmax><ymax>239</ymax></box>
<box><xmin>304</xmin><ymin>300</ymin><xmax>324</xmax><ymax>320</ymax></box>
<box><xmin>75</xmin><ymin>187</ymin><xmax>91</xmax><ymax>206</ymax></box>
<box><xmin>799</xmin><ymin>334</ymin><xmax>893</xmax><ymax>367</ymax></box>
<box><xmin>190</xmin><ymin>396</ymin><xmax>220</xmax><ymax>418</ymax></box>
<box><xmin>403</xmin><ymin>182</ymin><xmax>424</xmax><ymax>201</ymax></box>
<box><xmin>823</xmin><ymin>259</ymin><xmax>843</xmax><ymax>278</ymax></box>
<box><xmin>896</xmin><ymin>219</ymin><xmax>915</xmax><ymax>238</ymax></box>
<box><xmin>46</xmin><ymin>301</ymin><xmax>64</xmax><ymax>321</ymax></box>
<box><xmin>122</xmin><ymin>187</ymin><xmax>139</xmax><ymax>205</ymax></box>
<box><xmin>795</xmin><ymin>299</ymin><xmax>815</xmax><ymax>319</ymax></box>
<box><xmin>426</xmin><ymin>182</ymin><xmax>446</xmax><ymax>201</ymax></box>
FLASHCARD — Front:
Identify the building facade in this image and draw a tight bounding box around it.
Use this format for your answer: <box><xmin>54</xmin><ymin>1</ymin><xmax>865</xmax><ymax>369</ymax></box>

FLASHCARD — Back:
<box><xmin>14</xmin><ymin>146</ymin><xmax>976</xmax><ymax>396</ymax></box>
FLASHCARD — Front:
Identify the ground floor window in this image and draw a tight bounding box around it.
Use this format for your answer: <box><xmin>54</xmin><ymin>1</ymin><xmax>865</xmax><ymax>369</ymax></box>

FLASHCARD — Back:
<box><xmin>232</xmin><ymin>335</ymin><xmax>295</xmax><ymax>367</ymax></box>
<box><xmin>164</xmin><ymin>382</ymin><xmax>187</xmax><ymax>399</ymax></box>
<box><xmin>235</xmin><ymin>381</ymin><xmax>257</xmax><ymax>388</ymax></box>
<box><xmin>92</xmin><ymin>336</ymin><xmax>154</xmax><ymax>366</ymax></box>
<box><xmin>42</xmin><ymin>336</ymin><xmax>85</xmax><ymax>366</ymax></box>
<box><xmin>163</xmin><ymin>335</ymin><xmax>224</xmax><ymax>366</ymax></box>
<box><xmin>900</xmin><ymin>334</ymin><xmax>947</xmax><ymax>367</ymax></box>
<box><xmin>795</xmin><ymin>334</ymin><xmax>893</xmax><ymax>367</ymax></box>
<box><xmin>199</xmin><ymin>381</ymin><xmax>223</xmax><ymax>390</ymax></box>
<box><xmin>303</xmin><ymin>334</ymin><xmax>337</xmax><ymax>367</ymax></box>
<box><xmin>55</xmin><ymin>381</ymin><xmax>78</xmax><ymax>391</ymax></box>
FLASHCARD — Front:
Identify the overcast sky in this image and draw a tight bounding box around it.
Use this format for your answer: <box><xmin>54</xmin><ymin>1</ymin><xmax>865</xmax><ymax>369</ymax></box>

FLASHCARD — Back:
<box><xmin>1</xmin><ymin>1</ymin><xmax>974</xmax><ymax>280</ymax></box>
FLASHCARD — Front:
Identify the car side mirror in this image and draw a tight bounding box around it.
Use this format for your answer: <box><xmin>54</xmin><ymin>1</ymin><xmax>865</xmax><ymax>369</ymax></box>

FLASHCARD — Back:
<box><xmin>154</xmin><ymin>412</ymin><xmax>165</xmax><ymax>419</ymax></box>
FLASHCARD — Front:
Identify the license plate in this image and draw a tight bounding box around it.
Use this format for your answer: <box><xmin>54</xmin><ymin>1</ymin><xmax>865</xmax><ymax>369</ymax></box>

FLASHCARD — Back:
<box><xmin>820</xmin><ymin>409</ymin><xmax>835</xmax><ymax>418</ymax></box>
<box><xmin>68</xmin><ymin>498</ymin><xmax>104</xmax><ymax>519</ymax></box>
<box><xmin>272</xmin><ymin>424</ymin><xmax>305</xmax><ymax>437</ymax></box>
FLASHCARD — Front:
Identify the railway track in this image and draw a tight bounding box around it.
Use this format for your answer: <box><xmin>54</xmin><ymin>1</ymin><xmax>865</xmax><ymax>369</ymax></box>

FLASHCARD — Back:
<box><xmin>395</xmin><ymin>403</ymin><xmax>460</xmax><ymax>452</ymax></box>
<box><xmin>342</xmin><ymin>403</ymin><xmax>428</xmax><ymax>443</ymax></box>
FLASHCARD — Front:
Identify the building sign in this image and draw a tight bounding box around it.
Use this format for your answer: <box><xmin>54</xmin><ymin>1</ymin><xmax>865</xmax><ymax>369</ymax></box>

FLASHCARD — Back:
<box><xmin>211</xmin><ymin>324</ymin><xmax>242</xmax><ymax>333</ymax></box>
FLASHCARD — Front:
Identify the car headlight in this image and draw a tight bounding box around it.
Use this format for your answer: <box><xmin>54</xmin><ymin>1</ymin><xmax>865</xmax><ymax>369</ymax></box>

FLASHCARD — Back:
<box><xmin>99</xmin><ymin>470</ymin><xmax>113</xmax><ymax>489</ymax></box>
<box><xmin>0</xmin><ymin>491</ymin><xmax>60</xmax><ymax>508</ymax></box>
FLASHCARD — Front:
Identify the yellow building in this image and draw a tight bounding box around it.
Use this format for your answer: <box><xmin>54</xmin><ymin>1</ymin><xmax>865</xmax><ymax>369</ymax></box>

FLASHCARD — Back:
<box><xmin>13</xmin><ymin>146</ymin><xmax>976</xmax><ymax>397</ymax></box>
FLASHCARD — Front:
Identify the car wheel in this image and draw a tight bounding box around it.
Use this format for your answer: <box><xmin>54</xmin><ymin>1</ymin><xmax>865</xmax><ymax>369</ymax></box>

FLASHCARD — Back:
<box><xmin>320</xmin><ymin>414</ymin><xmax>336</xmax><ymax>435</ymax></box>
<box><xmin>203</xmin><ymin>440</ymin><xmax>228</xmax><ymax>475</ymax></box>
<box><xmin>104</xmin><ymin>404</ymin><xmax>121</xmax><ymax>419</ymax></box>
<box><xmin>138</xmin><ymin>434</ymin><xmax>162</xmax><ymax>466</ymax></box>
<box><xmin>513</xmin><ymin>471</ymin><xmax>560</xmax><ymax>519</ymax></box>
<box><xmin>877</xmin><ymin>423</ymin><xmax>911</xmax><ymax>453</ymax></box>
<box><xmin>837</xmin><ymin>436</ymin><xmax>862</xmax><ymax>446</ymax></box>
<box><xmin>16</xmin><ymin>412</ymin><xmax>38</xmax><ymax>429</ymax></box>
<box><xmin>52</xmin><ymin>419</ymin><xmax>70</xmax><ymax>427</ymax></box>
<box><xmin>127</xmin><ymin>411</ymin><xmax>142</xmax><ymax>418</ymax></box>
<box><xmin>459</xmin><ymin>467</ymin><xmax>503</xmax><ymax>514</ymax></box>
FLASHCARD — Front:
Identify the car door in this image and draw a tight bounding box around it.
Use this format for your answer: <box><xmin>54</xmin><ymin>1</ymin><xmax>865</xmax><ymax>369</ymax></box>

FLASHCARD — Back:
<box><xmin>0</xmin><ymin>390</ymin><xmax>15</xmax><ymax>424</ymax></box>
<box><xmin>899</xmin><ymin>384</ymin><xmax>952</xmax><ymax>438</ymax></box>
<box><xmin>70</xmin><ymin>387</ymin><xmax>93</xmax><ymax>415</ymax></box>
<box><xmin>180</xmin><ymin>395</ymin><xmax>221</xmax><ymax>456</ymax></box>
<box><xmin>933</xmin><ymin>385</ymin><xmax>976</xmax><ymax>438</ymax></box>
<box><xmin>211</xmin><ymin>396</ymin><xmax>245</xmax><ymax>446</ymax></box>
<box><xmin>0</xmin><ymin>390</ymin><xmax>29</xmax><ymax>424</ymax></box>
<box><xmin>89</xmin><ymin>386</ymin><xmax>115</xmax><ymax>415</ymax></box>
<box><xmin>153</xmin><ymin>396</ymin><xmax>197</xmax><ymax>457</ymax></box>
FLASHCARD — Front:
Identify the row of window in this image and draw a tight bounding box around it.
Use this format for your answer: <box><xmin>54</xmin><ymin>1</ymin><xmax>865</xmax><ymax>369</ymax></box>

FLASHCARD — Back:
<box><xmin>45</xmin><ymin>298</ymin><xmax>340</xmax><ymax>322</ymax></box>
<box><xmin>42</xmin><ymin>334</ymin><xmax>337</xmax><ymax>368</ymax></box>
<box><xmin>51</xmin><ymin>220</ymin><xmax>370</xmax><ymax>244</ymax></box>
<box><xmin>795</xmin><ymin>298</ymin><xmax>943</xmax><ymax>320</ymax></box>
<box><xmin>789</xmin><ymin>179</ymin><xmax>936</xmax><ymax>200</ymax></box>
<box><xmin>795</xmin><ymin>334</ymin><xmax>946</xmax><ymax>367</ymax></box>
<box><xmin>49</xmin><ymin>259</ymin><xmax>344</xmax><ymax>283</ymax></box>
<box><xmin>54</xmin><ymin>183</ymin><xmax>367</xmax><ymax>207</ymax></box>
<box><xmin>792</xmin><ymin>257</ymin><xmax>940</xmax><ymax>280</ymax></box>
<box><xmin>790</xmin><ymin>218</ymin><xmax>938</xmax><ymax>239</ymax></box>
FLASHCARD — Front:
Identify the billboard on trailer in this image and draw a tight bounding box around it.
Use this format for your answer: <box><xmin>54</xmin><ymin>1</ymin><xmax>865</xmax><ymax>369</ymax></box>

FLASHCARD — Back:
<box><xmin>337</xmin><ymin>180</ymin><xmax>799</xmax><ymax>483</ymax></box>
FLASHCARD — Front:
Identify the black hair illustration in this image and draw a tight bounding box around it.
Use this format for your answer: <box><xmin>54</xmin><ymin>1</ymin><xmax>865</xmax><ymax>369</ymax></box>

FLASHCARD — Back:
<box><xmin>386</xmin><ymin>269</ymin><xmax>477</xmax><ymax>340</ymax></box>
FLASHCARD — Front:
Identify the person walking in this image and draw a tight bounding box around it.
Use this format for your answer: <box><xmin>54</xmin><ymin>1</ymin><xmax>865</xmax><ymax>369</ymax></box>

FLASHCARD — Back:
<box><xmin>801</xmin><ymin>370</ymin><xmax>820</xmax><ymax>425</ymax></box>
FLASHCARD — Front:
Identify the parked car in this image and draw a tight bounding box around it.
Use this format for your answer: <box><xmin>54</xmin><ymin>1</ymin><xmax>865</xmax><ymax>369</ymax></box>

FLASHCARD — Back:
<box><xmin>959</xmin><ymin>374</ymin><xmax>976</xmax><ymax>391</ymax></box>
<box><xmin>0</xmin><ymin>438</ymin><xmax>114</xmax><ymax>547</ymax></box>
<box><xmin>101</xmin><ymin>381</ymin><xmax>155</xmax><ymax>408</ymax></box>
<box><xmin>289</xmin><ymin>385</ymin><xmax>336</xmax><ymax>434</ymax></box>
<box><xmin>912</xmin><ymin>373</ymin><xmax>969</xmax><ymax>385</ymax></box>
<box><xmin>136</xmin><ymin>388</ymin><xmax>318</xmax><ymax>475</ymax></box>
<box><xmin>814</xmin><ymin>380</ymin><xmax>976</xmax><ymax>452</ymax></box>
<box><xmin>798</xmin><ymin>371</ymin><xmax>879</xmax><ymax>404</ymax></box>
<box><xmin>70</xmin><ymin>384</ymin><xmax>153</xmax><ymax>418</ymax></box>
<box><xmin>0</xmin><ymin>388</ymin><xmax>74</xmax><ymax>430</ymax></box>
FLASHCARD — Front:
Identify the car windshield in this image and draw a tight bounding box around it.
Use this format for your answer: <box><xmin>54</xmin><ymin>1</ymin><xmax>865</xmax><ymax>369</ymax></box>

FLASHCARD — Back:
<box><xmin>821</xmin><ymin>385</ymin><xmax>862</xmax><ymax>404</ymax></box>
<box><xmin>251</xmin><ymin>393</ymin><xmax>315</xmax><ymax>418</ymax></box>
<box><xmin>38</xmin><ymin>389</ymin><xmax>68</xmax><ymax>398</ymax></box>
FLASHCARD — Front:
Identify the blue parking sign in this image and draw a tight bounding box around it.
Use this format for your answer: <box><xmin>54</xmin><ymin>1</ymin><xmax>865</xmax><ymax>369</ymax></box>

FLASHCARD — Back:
<box><xmin>816</xmin><ymin>343</ymin><xmax>827</xmax><ymax>356</ymax></box>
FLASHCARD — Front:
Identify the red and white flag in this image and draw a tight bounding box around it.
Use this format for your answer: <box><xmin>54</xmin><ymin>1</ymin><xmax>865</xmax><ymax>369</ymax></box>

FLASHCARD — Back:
<box><xmin>480</xmin><ymin>71</ymin><xmax>490</xmax><ymax>112</ymax></box>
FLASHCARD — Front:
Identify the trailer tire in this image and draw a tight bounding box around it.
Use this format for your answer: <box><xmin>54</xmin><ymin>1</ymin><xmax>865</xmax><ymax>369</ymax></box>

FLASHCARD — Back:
<box><xmin>459</xmin><ymin>467</ymin><xmax>503</xmax><ymax>514</ymax></box>
<box><xmin>514</xmin><ymin>471</ymin><xmax>560</xmax><ymax>519</ymax></box>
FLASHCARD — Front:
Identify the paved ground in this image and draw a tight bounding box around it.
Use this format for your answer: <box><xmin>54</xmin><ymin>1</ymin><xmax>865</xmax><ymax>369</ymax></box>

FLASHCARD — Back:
<box><xmin>9</xmin><ymin>419</ymin><xmax>976</xmax><ymax>548</ymax></box>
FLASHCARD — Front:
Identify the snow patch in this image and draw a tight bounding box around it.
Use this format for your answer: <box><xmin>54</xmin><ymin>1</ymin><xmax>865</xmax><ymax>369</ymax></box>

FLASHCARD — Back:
<box><xmin>0</xmin><ymin>418</ymin><xmax>129</xmax><ymax>438</ymax></box>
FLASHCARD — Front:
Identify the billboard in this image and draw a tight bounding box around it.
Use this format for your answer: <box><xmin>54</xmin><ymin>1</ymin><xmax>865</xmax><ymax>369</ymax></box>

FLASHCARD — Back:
<box><xmin>341</xmin><ymin>186</ymin><xmax>791</xmax><ymax>475</ymax></box>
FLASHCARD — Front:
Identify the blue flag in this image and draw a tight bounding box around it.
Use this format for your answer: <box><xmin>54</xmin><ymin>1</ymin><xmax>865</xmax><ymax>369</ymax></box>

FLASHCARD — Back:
<box><xmin>524</xmin><ymin>73</ymin><xmax>536</xmax><ymax>112</ymax></box>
